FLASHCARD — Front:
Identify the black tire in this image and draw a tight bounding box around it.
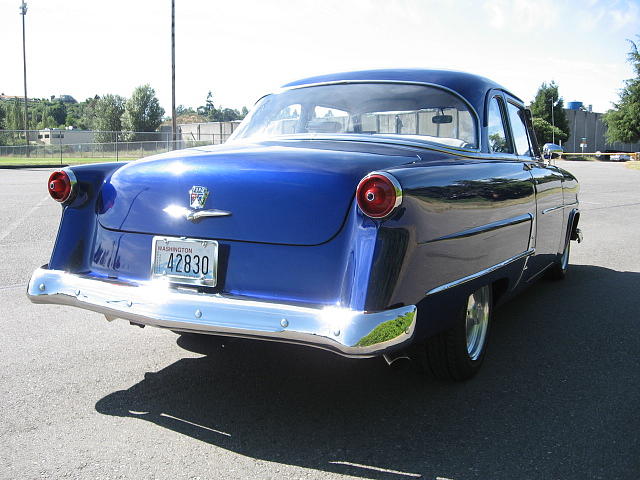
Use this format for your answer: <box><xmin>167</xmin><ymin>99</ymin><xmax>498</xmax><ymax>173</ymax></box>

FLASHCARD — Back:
<box><xmin>416</xmin><ymin>285</ymin><xmax>492</xmax><ymax>381</ymax></box>
<box><xmin>547</xmin><ymin>240</ymin><xmax>570</xmax><ymax>280</ymax></box>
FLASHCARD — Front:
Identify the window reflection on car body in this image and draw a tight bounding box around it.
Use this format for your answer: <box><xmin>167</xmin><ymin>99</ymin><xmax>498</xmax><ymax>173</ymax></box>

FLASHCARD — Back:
<box><xmin>487</xmin><ymin>96</ymin><xmax>512</xmax><ymax>154</ymax></box>
<box><xmin>507</xmin><ymin>102</ymin><xmax>533</xmax><ymax>157</ymax></box>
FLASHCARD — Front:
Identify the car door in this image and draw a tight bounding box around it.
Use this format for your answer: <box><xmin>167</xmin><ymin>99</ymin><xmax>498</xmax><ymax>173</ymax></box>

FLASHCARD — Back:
<box><xmin>503</xmin><ymin>99</ymin><xmax>564</xmax><ymax>279</ymax></box>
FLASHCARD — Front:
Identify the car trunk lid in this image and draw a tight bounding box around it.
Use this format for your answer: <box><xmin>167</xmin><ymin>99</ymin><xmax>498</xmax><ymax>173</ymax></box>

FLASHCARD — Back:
<box><xmin>97</xmin><ymin>140</ymin><xmax>418</xmax><ymax>245</ymax></box>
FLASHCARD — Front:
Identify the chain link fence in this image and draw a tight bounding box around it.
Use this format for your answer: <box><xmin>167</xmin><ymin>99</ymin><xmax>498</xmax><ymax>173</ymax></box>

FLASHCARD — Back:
<box><xmin>0</xmin><ymin>125</ymin><xmax>238</xmax><ymax>166</ymax></box>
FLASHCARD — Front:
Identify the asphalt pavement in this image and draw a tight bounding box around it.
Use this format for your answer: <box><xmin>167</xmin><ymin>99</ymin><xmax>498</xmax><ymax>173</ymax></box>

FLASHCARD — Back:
<box><xmin>0</xmin><ymin>160</ymin><xmax>638</xmax><ymax>480</ymax></box>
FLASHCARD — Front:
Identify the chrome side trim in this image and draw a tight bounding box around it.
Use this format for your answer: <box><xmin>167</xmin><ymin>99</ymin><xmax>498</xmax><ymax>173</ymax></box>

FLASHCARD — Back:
<box><xmin>525</xmin><ymin>261</ymin><xmax>555</xmax><ymax>283</ymax></box>
<box><xmin>542</xmin><ymin>201</ymin><xmax>579</xmax><ymax>215</ymax></box>
<box><xmin>426</xmin><ymin>248</ymin><xmax>535</xmax><ymax>296</ymax></box>
<box><xmin>421</xmin><ymin>213</ymin><xmax>532</xmax><ymax>244</ymax></box>
<box><xmin>541</xmin><ymin>205</ymin><xmax>563</xmax><ymax>215</ymax></box>
<box><xmin>27</xmin><ymin>267</ymin><xmax>417</xmax><ymax>358</ymax></box>
<box><xmin>542</xmin><ymin>205</ymin><xmax>564</xmax><ymax>215</ymax></box>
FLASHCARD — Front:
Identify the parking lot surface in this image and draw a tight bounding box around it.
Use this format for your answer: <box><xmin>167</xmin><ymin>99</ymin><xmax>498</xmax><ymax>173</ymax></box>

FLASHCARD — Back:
<box><xmin>1</xmin><ymin>160</ymin><xmax>638</xmax><ymax>480</ymax></box>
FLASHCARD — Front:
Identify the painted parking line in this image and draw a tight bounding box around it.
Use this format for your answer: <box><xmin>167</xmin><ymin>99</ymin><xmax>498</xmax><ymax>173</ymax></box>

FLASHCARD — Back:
<box><xmin>0</xmin><ymin>195</ymin><xmax>50</xmax><ymax>244</ymax></box>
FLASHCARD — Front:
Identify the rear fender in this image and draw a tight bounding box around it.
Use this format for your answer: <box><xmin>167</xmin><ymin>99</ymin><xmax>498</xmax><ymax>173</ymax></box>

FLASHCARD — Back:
<box><xmin>49</xmin><ymin>163</ymin><xmax>126</xmax><ymax>272</ymax></box>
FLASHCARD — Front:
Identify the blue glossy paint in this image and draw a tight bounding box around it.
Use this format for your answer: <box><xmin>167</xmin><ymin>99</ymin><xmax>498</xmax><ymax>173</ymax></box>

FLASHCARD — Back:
<box><xmin>49</xmin><ymin>162</ymin><xmax>125</xmax><ymax>272</ymax></box>
<box><xmin>98</xmin><ymin>140</ymin><xmax>418</xmax><ymax>245</ymax></box>
<box><xmin>90</xmin><ymin>202</ymin><xmax>379</xmax><ymax>311</ymax></box>
<box><xmin>42</xmin><ymin>70</ymin><xmax>580</xmax><ymax>347</ymax></box>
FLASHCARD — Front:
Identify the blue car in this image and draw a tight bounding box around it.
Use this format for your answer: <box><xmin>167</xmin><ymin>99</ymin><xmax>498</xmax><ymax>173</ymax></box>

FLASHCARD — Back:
<box><xmin>29</xmin><ymin>70</ymin><xmax>582</xmax><ymax>380</ymax></box>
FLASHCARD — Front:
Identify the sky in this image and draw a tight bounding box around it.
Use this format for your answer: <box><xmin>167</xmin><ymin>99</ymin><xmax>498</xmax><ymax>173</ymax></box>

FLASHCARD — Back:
<box><xmin>1</xmin><ymin>0</ymin><xmax>639</xmax><ymax>115</ymax></box>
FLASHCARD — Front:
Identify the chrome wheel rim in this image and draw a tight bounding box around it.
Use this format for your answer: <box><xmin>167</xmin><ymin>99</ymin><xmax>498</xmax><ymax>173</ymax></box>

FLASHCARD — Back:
<box><xmin>465</xmin><ymin>286</ymin><xmax>490</xmax><ymax>361</ymax></box>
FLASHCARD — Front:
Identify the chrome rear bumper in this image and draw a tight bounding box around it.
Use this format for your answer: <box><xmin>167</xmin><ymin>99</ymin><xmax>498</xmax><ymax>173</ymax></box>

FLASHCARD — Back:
<box><xmin>27</xmin><ymin>267</ymin><xmax>417</xmax><ymax>357</ymax></box>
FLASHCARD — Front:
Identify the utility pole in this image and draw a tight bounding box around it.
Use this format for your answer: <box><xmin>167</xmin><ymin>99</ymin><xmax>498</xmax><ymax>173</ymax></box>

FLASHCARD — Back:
<box><xmin>20</xmin><ymin>1</ymin><xmax>29</xmax><ymax>156</ymax></box>
<box><xmin>550</xmin><ymin>95</ymin><xmax>555</xmax><ymax>145</ymax></box>
<box><xmin>171</xmin><ymin>0</ymin><xmax>177</xmax><ymax>147</ymax></box>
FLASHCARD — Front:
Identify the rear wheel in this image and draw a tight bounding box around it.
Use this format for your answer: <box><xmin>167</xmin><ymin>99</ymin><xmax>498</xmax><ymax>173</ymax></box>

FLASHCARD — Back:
<box><xmin>418</xmin><ymin>285</ymin><xmax>492</xmax><ymax>381</ymax></box>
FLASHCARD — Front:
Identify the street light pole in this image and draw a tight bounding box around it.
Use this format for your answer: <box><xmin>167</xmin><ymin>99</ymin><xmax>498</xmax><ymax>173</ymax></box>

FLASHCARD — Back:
<box><xmin>171</xmin><ymin>0</ymin><xmax>177</xmax><ymax>147</ymax></box>
<box><xmin>20</xmin><ymin>1</ymin><xmax>29</xmax><ymax>156</ymax></box>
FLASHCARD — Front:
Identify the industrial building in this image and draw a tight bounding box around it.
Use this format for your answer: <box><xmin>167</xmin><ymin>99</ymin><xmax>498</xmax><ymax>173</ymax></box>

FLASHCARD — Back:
<box><xmin>563</xmin><ymin>102</ymin><xmax>640</xmax><ymax>153</ymax></box>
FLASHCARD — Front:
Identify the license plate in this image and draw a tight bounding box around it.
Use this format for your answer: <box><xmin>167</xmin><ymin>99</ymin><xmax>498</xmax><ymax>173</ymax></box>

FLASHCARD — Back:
<box><xmin>151</xmin><ymin>236</ymin><xmax>218</xmax><ymax>286</ymax></box>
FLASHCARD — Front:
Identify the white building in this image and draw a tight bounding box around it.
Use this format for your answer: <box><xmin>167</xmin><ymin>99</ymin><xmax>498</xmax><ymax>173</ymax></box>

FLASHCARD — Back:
<box><xmin>37</xmin><ymin>129</ymin><xmax>95</xmax><ymax>145</ymax></box>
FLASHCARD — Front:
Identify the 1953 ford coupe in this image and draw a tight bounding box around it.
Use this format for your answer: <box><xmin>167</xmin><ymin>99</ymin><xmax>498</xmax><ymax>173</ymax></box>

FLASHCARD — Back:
<box><xmin>28</xmin><ymin>70</ymin><xmax>582</xmax><ymax>380</ymax></box>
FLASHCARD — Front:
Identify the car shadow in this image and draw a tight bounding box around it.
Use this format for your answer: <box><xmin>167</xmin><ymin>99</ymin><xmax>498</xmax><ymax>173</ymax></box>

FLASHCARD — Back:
<box><xmin>95</xmin><ymin>264</ymin><xmax>640</xmax><ymax>480</ymax></box>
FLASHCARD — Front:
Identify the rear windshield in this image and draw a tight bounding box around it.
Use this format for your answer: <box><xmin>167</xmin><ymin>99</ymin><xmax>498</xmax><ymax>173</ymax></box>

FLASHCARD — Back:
<box><xmin>228</xmin><ymin>83</ymin><xmax>478</xmax><ymax>149</ymax></box>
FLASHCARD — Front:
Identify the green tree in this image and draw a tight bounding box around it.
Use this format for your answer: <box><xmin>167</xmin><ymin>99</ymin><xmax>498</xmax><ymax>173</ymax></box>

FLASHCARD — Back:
<box><xmin>0</xmin><ymin>103</ymin><xmax>7</xmax><ymax>146</ymax></box>
<box><xmin>197</xmin><ymin>91</ymin><xmax>218</xmax><ymax>120</ymax></box>
<box><xmin>196</xmin><ymin>91</ymin><xmax>247</xmax><ymax>122</ymax></box>
<box><xmin>530</xmin><ymin>81</ymin><xmax>569</xmax><ymax>143</ymax></box>
<box><xmin>176</xmin><ymin>104</ymin><xmax>196</xmax><ymax>115</ymax></box>
<box><xmin>94</xmin><ymin>94</ymin><xmax>126</xmax><ymax>142</ymax></box>
<box><xmin>47</xmin><ymin>101</ymin><xmax>67</xmax><ymax>126</ymax></box>
<box><xmin>65</xmin><ymin>112</ymin><xmax>79</xmax><ymax>127</ymax></box>
<box><xmin>27</xmin><ymin>100</ymin><xmax>44</xmax><ymax>128</ymax></box>
<box><xmin>2</xmin><ymin>100</ymin><xmax>26</xmax><ymax>145</ymax></box>
<box><xmin>531</xmin><ymin>117</ymin><xmax>568</xmax><ymax>145</ymax></box>
<box><xmin>78</xmin><ymin>96</ymin><xmax>100</xmax><ymax>130</ymax></box>
<box><xmin>602</xmin><ymin>37</ymin><xmax>640</xmax><ymax>144</ymax></box>
<box><xmin>6</xmin><ymin>99</ymin><xmax>24</xmax><ymax>131</ymax></box>
<box><xmin>218</xmin><ymin>107</ymin><xmax>240</xmax><ymax>122</ymax></box>
<box><xmin>38</xmin><ymin>115</ymin><xmax>58</xmax><ymax>130</ymax></box>
<box><xmin>65</xmin><ymin>101</ymin><xmax>86</xmax><ymax>128</ymax></box>
<box><xmin>121</xmin><ymin>84</ymin><xmax>164</xmax><ymax>140</ymax></box>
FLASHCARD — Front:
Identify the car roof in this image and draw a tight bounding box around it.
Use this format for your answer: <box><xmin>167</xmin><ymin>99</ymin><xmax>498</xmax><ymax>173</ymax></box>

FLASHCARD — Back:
<box><xmin>281</xmin><ymin>69</ymin><xmax>522</xmax><ymax>120</ymax></box>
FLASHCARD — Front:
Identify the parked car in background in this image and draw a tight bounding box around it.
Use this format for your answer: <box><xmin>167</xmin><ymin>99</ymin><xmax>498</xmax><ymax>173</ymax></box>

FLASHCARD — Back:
<box><xmin>610</xmin><ymin>153</ymin><xmax>631</xmax><ymax>162</ymax></box>
<box><xmin>29</xmin><ymin>69</ymin><xmax>582</xmax><ymax>381</ymax></box>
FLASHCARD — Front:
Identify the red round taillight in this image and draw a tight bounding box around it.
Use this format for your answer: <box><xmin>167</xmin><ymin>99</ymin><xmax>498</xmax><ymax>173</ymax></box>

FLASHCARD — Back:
<box><xmin>48</xmin><ymin>170</ymin><xmax>73</xmax><ymax>203</ymax></box>
<box><xmin>356</xmin><ymin>172</ymin><xmax>402</xmax><ymax>219</ymax></box>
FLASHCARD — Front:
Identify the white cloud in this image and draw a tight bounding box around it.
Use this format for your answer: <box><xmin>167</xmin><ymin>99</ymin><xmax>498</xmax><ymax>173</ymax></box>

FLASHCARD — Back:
<box><xmin>483</xmin><ymin>0</ymin><xmax>507</xmax><ymax>28</ymax></box>
<box><xmin>608</xmin><ymin>0</ymin><xmax>640</xmax><ymax>29</ymax></box>
<box><xmin>577</xmin><ymin>0</ymin><xmax>640</xmax><ymax>31</ymax></box>
<box><xmin>482</xmin><ymin>0</ymin><xmax>560</xmax><ymax>31</ymax></box>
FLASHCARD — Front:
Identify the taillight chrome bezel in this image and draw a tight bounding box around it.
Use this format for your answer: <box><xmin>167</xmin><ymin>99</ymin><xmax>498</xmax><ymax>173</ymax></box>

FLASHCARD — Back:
<box><xmin>48</xmin><ymin>168</ymin><xmax>78</xmax><ymax>205</ymax></box>
<box><xmin>356</xmin><ymin>171</ymin><xmax>403</xmax><ymax>219</ymax></box>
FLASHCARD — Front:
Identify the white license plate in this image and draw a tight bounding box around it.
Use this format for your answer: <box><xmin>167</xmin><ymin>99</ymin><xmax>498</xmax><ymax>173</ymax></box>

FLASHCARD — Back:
<box><xmin>151</xmin><ymin>236</ymin><xmax>218</xmax><ymax>286</ymax></box>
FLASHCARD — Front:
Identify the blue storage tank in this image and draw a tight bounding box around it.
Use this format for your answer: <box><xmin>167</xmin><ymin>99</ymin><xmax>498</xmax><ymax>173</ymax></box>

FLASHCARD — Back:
<box><xmin>568</xmin><ymin>101</ymin><xmax>583</xmax><ymax>110</ymax></box>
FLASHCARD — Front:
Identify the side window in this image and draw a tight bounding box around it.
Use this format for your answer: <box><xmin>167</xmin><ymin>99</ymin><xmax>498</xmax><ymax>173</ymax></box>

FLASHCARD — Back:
<box><xmin>506</xmin><ymin>102</ymin><xmax>532</xmax><ymax>156</ymax></box>
<box><xmin>487</xmin><ymin>97</ymin><xmax>512</xmax><ymax>153</ymax></box>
